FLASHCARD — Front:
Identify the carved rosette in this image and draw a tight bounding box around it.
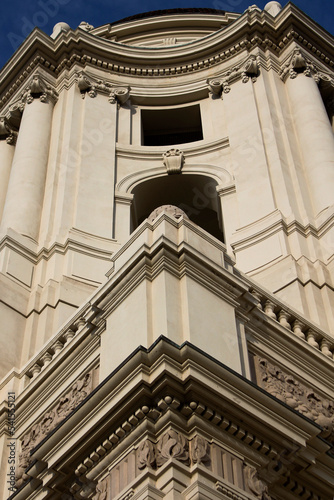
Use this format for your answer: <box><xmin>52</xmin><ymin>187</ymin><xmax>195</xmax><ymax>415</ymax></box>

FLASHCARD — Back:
<box><xmin>22</xmin><ymin>74</ymin><xmax>58</xmax><ymax>105</ymax></box>
<box><xmin>163</xmin><ymin>148</ymin><xmax>184</xmax><ymax>174</ymax></box>
<box><xmin>255</xmin><ymin>357</ymin><xmax>334</xmax><ymax>442</ymax></box>
<box><xmin>16</xmin><ymin>370</ymin><xmax>94</xmax><ymax>486</ymax></box>
<box><xmin>156</xmin><ymin>429</ymin><xmax>189</xmax><ymax>466</ymax></box>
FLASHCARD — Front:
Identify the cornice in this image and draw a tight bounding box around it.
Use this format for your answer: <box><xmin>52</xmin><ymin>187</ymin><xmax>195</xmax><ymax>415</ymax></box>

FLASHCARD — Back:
<box><xmin>1</xmin><ymin>3</ymin><xmax>334</xmax><ymax>111</ymax></box>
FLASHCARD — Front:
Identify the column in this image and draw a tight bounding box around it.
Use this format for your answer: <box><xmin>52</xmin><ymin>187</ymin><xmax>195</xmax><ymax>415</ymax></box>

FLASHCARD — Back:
<box><xmin>1</xmin><ymin>75</ymin><xmax>57</xmax><ymax>241</ymax></box>
<box><xmin>286</xmin><ymin>73</ymin><xmax>334</xmax><ymax>215</ymax></box>
<box><xmin>0</xmin><ymin>118</ymin><xmax>16</xmax><ymax>222</ymax></box>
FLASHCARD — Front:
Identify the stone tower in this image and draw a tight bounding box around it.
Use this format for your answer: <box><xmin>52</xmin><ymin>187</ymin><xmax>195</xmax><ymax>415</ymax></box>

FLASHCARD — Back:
<box><xmin>0</xmin><ymin>3</ymin><xmax>334</xmax><ymax>499</ymax></box>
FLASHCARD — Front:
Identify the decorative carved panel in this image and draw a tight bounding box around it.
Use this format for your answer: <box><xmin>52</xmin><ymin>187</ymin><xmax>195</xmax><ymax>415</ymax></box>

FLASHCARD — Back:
<box><xmin>254</xmin><ymin>356</ymin><xmax>334</xmax><ymax>443</ymax></box>
<box><xmin>16</xmin><ymin>369</ymin><xmax>96</xmax><ymax>486</ymax></box>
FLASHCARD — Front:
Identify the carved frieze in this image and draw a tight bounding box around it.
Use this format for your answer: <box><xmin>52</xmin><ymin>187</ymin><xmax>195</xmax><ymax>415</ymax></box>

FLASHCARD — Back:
<box><xmin>255</xmin><ymin>357</ymin><xmax>334</xmax><ymax>442</ymax></box>
<box><xmin>162</xmin><ymin>148</ymin><xmax>184</xmax><ymax>174</ymax></box>
<box><xmin>16</xmin><ymin>369</ymin><xmax>95</xmax><ymax>486</ymax></box>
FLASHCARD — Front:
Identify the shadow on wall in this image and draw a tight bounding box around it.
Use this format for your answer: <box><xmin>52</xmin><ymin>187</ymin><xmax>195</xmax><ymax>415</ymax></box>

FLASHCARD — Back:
<box><xmin>131</xmin><ymin>174</ymin><xmax>224</xmax><ymax>242</ymax></box>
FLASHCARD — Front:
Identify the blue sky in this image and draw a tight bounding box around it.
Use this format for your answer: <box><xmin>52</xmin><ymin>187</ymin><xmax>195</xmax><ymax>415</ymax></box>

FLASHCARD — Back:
<box><xmin>0</xmin><ymin>0</ymin><xmax>333</xmax><ymax>70</ymax></box>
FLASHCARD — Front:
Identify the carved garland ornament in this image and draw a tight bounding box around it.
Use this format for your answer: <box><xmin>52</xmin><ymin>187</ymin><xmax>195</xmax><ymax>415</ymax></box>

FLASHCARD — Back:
<box><xmin>255</xmin><ymin>357</ymin><xmax>334</xmax><ymax>443</ymax></box>
<box><xmin>207</xmin><ymin>56</ymin><xmax>259</xmax><ymax>98</ymax></box>
<box><xmin>76</xmin><ymin>71</ymin><xmax>130</xmax><ymax>104</ymax></box>
<box><xmin>16</xmin><ymin>369</ymin><xmax>94</xmax><ymax>487</ymax></box>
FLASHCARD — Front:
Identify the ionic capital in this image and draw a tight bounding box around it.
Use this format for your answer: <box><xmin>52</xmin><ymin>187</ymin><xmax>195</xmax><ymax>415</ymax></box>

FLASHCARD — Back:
<box><xmin>0</xmin><ymin>116</ymin><xmax>17</xmax><ymax>145</ymax></box>
<box><xmin>207</xmin><ymin>56</ymin><xmax>259</xmax><ymax>98</ymax></box>
<box><xmin>22</xmin><ymin>74</ymin><xmax>58</xmax><ymax>105</ymax></box>
<box><xmin>76</xmin><ymin>71</ymin><xmax>131</xmax><ymax>105</ymax></box>
<box><xmin>108</xmin><ymin>86</ymin><xmax>131</xmax><ymax>105</ymax></box>
<box><xmin>280</xmin><ymin>48</ymin><xmax>317</xmax><ymax>82</ymax></box>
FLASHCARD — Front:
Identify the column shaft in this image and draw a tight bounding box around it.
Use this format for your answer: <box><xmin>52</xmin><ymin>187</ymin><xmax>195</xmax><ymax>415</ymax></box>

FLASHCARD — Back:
<box><xmin>1</xmin><ymin>98</ymin><xmax>54</xmax><ymax>241</ymax></box>
<box><xmin>0</xmin><ymin>139</ymin><xmax>15</xmax><ymax>222</ymax></box>
<box><xmin>286</xmin><ymin>74</ymin><xmax>334</xmax><ymax>215</ymax></box>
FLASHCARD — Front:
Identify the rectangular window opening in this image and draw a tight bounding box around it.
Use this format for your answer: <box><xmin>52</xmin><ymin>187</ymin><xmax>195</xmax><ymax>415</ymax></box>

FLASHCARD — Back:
<box><xmin>141</xmin><ymin>104</ymin><xmax>203</xmax><ymax>146</ymax></box>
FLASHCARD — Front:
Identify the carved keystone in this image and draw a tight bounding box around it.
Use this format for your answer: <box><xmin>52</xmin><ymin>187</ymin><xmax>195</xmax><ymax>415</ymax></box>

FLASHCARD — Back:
<box><xmin>163</xmin><ymin>148</ymin><xmax>184</xmax><ymax>174</ymax></box>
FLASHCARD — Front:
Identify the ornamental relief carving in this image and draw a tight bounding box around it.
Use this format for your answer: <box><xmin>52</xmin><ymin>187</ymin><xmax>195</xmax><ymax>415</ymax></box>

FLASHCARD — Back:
<box><xmin>244</xmin><ymin>465</ymin><xmax>272</xmax><ymax>500</ymax></box>
<box><xmin>254</xmin><ymin>357</ymin><xmax>334</xmax><ymax>443</ymax></box>
<box><xmin>76</xmin><ymin>71</ymin><xmax>130</xmax><ymax>104</ymax></box>
<box><xmin>156</xmin><ymin>429</ymin><xmax>189</xmax><ymax>466</ymax></box>
<box><xmin>16</xmin><ymin>369</ymin><xmax>95</xmax><ymax>487</ymax></box>
<box><xmin>207</xmin><ymin>55</ymin><xmax>259</xmax><ymax>98</ymax></box>
<box><xmin>280</xmin><ymin>48</ymin><xmax>334</xmax><ymax>87</ymax></box>
<box><xmin>137</xmin><ymin>432</ymin><xmax>210</xmax><ymax>470</ymax></box>
<box><xmin>92</xmin><ymin>477</ymin><xmax>109</xmax><ymax>500</ymax></box>
<box><xmin>162</xmin><ymin>148</ymin><xmax>184</xmax><ymax>174</ymax></box>
<box><xmin>22</xmin><ymin>74</ymin><xmax>58</xmax><ymax>105</ymax></box>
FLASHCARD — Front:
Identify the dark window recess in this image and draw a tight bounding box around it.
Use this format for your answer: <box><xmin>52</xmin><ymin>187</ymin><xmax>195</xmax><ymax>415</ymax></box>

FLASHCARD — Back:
<box><xmin>141</xmin><ymin>105</ymin><xmax>203</xmax><ymax>146</ymax></box>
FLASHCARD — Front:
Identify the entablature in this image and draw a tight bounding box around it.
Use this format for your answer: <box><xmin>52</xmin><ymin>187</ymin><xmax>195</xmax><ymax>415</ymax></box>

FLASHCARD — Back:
<box><xmin>1</xmin><ymin>3</ymin><xmax>334</xmax><ymax>112</ymax></box>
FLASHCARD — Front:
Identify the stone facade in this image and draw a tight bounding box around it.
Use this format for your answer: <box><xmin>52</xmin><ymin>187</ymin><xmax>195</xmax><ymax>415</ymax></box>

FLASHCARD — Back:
<box><xmin>0</xmin><ymin>3</ymin><xmax>334</xmax><ymax>499</ymax></box>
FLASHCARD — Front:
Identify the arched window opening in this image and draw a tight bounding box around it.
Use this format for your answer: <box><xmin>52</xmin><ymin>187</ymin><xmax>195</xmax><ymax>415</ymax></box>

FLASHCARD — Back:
<box><xmin>131</xmin><ymin>174</ymin><xmax>224</xmax><ymax>242</ymax></box>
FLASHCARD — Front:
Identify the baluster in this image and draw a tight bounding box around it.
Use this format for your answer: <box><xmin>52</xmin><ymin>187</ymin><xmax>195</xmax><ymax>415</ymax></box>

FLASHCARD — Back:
<box><xmin>278</xmin><ymin>310</ymin><xmax>291</xmax><ymax>329</ymax></box>
<box><xmin>306</xmin><ymin>330</ymin><xmax>319</xmax><ymax>350</ymax></box>
<box><xmin>264</xmin><ymin>301</ymin><xmax>276</xmax><ymax>320</ymax></box>
<box><xmin>63</xmin><ymin>329</ymin><xmax>76</xmax><ymax>343</ymax></box>
<box><xmin>320</xmin><ymin>339</ymin><xmax>333</xmax><ymax>358</ymax></box>
<box><xmin>52</xmin><ymin>340</ymin><xmax>63</xmax><ymax>356</ymax></box>
<box><xmin>31</xmin><ymin>364</ymin><xmax>42</xmax><ymax>378</ymax></box>
<box><xmin>251</xmin><ymin>290</ymin><xmax>263</xmax><ymax>309</ymax></box>
<box><xmin>41</xmin><ymin>352</ymin><xmax>52</xmax><ymax>368</ymax></box>
<box><xmin>292</xmin><ymin>320</ymin><xmax>305</xmax><ymax>340</ymax></box>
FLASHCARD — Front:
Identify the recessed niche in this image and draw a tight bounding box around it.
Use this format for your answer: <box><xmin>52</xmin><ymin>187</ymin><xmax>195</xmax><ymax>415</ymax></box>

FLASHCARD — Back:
<box><xmin>141</xmin><ymin>104</ymin><xmax>203</xmax><ymax>146</ymax></box>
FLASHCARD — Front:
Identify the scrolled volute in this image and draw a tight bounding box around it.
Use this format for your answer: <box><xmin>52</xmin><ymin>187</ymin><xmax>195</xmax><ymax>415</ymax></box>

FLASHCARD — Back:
<box><xmin>22</xmin><ymin>74</ymin><xmax>58</xmax><ymax>104</ymax></box>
